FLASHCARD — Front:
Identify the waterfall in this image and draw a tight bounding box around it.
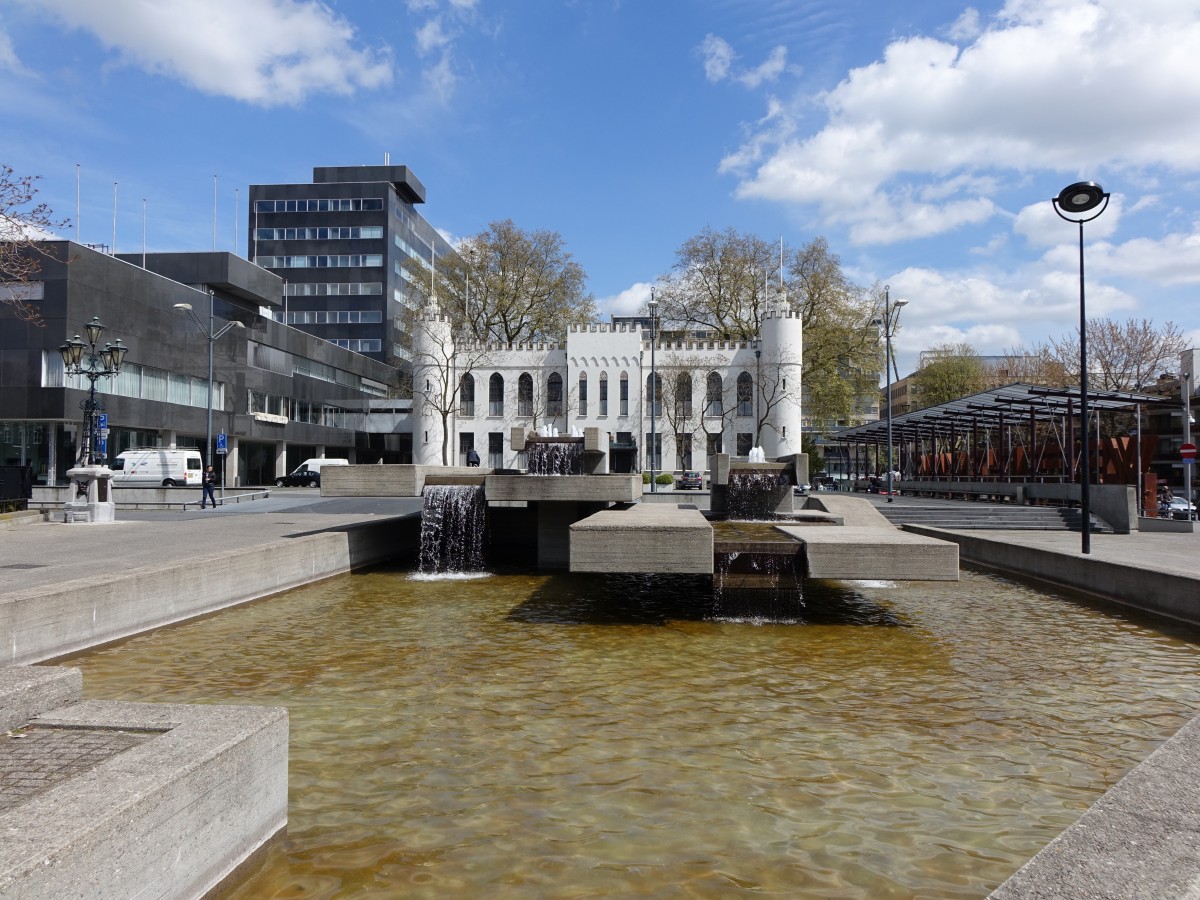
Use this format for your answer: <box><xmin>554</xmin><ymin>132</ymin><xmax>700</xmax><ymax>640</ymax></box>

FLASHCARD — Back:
<box><xmin>525</xmin><ymin>442</ymin><xmax>584</xmax><ymax>476</ymax></box>
<box><xmin>713</xmin><ymin>550</ymin><xmax>804</xmax><ymax>621</ymax></box>
<box><xmin>726</xmin><ymin>471</ymin><xmax>789</xmax><ymax>520</ymax></box>
<box><xmin>419</xmin><ymin>484</ymin><xmax>488</xmax><ymax>573</ymax></box>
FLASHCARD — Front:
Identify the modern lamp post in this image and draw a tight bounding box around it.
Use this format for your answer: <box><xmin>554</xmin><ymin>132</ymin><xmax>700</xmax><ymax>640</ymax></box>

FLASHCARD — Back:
<box><xmin>174</xmin><ymin>289</ymin><xmax>245</xmax><ymax>473</ymax></box>
<box><xmin>1052</xmin><ymin>181</ymin><xmax>1110</xmax><ymax>554</ymax></box>
<box><xmin>648</xmin><ymin>290</ymin><xmax>659</xmax><ymax>492</ymax></box>
<box><xmin>871</xmin><ymin>289</ymin><xmax>907</xmax><ymax>502</ymax></box>
<box><xmin>59</xmin><ymin>317</ymin><xmax>128</xmax><ymax>466</ymax></box>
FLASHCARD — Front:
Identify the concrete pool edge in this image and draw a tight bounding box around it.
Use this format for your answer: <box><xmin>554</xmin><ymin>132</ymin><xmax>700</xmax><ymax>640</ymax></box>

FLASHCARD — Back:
<box><xmin>0</xmin><ymin>666</ymin><xmax>289</xmax><ymax>900</ymax></box>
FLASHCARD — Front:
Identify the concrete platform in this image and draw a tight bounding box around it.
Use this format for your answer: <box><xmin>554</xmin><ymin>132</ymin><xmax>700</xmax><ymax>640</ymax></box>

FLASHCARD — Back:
<box><xmin>570</xmin><ymin>504</ymin><xmax>713</xmax><ymax>574</ymax></box>
<box><xmin>0</xmin><ymin>666</ymin><xmax>288</xmax><ymax>900</ymax></box>
<box><xmin>484</xmin><ymin>473</ymin><xmax>642</xmax><ymax>504</ymax></box>
<box><xmin>779</xmin><ymin>525</ymin><xmax>960</xmax><ymax>581</ymax></box>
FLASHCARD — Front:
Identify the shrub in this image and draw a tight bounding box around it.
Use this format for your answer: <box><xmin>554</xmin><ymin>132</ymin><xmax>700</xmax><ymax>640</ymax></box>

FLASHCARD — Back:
<box><xmin>655</xmin><ymin>473</ymin><xmax>674</xmax><ymax>485</ymax></box>
<box><xmin>642</xmin><ymin>471</ymin><xmax>652</xmax><ymax>484</ymax></box>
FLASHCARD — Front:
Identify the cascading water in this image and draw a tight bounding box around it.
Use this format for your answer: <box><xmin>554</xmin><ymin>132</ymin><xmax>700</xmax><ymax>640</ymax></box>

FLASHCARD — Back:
<box><xmin>525</xmin><ymin>441</ymin><xmax>584</xmax><ymax>476</ymax></box>
<box><xmin>726</xmin><ymin>471</ymin><xmax>789</xmax><ymax>520</ymax></box>
<box><xmin>713</xmin><ymin>549</ymin><xmax>804</xmax><ymax>621</ymax></box>
<box><xmin>419</xmin><ymin>484</ymin><xmax>488</xmax><ymax>574</ymax></box>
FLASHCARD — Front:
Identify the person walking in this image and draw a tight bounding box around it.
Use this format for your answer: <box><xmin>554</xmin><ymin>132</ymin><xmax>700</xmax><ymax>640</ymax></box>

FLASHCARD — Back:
<box><xmin>201</xmin><ymin>464</ymin><xmax>217</xmax><ymax>509</ymax></box>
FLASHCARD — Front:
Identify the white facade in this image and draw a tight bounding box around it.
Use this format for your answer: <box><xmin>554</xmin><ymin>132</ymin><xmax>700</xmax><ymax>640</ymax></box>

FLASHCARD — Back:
<box><xmin>412</xmin><ymin>308</ymin><xmax>803</xmax><ymax>474</ymax></box>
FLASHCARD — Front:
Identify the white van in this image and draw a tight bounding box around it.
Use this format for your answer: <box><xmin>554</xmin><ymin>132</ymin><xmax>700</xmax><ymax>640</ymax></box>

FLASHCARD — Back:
<box><xmin>276</xmin><ymin>458</ymin><xmax>349</xmax><ymax>487</ymax></box>
<box><xmin>111</xmin><ymin>448</ymin><xmax>204</xmax><ymax>487</ymax></box>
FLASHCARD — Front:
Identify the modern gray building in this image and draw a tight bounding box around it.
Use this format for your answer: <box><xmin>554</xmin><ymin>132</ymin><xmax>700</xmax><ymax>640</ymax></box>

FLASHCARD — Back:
<box><xmin>0</xmin><ymin>242</ymin><xmax>410</xmax><ymax>487</ymax></box>
<box><xmin>248</xmin><ymin>165</ymin><xmax>457</xmax><ymax>367</ymax></box>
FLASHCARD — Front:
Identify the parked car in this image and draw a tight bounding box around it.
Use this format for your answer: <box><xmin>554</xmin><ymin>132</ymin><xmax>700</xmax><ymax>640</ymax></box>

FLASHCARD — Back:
<box><xmin>676</xmin><ymin>470</ymin><xmax>704</xmax><ymax>490</ymax></box>
<box><xmin>1162</xmin><ymin>497</ymin><xmax>1197</xmax><ymax>520</ymax></box>
<box><xmin>276</xmin><ymin>458</ymin><xmax>349</xmax><ymax>488</ymax></box>
<box><xmin>110</xmin><ymin>448</ymin><xmax>203</xmax><ymax>487</ymax></box>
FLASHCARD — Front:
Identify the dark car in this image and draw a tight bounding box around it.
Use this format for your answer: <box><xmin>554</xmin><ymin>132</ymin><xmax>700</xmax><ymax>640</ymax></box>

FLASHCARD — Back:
<box><xmin>676</xmin><ymin>471</ymin><xmax>704</xmax><ymax>490</ymax></box>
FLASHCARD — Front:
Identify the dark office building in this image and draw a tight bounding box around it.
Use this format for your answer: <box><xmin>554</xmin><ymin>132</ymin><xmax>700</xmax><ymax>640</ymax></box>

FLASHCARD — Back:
<box><xmin>0</xmin><ymin>242</ymin><xmax>409</xmax><ymax>487</ymax></box>
<box><xmin>248</xmin><ymin>165</ymin><xmax>457</xmax><ymax>366</ymax></box>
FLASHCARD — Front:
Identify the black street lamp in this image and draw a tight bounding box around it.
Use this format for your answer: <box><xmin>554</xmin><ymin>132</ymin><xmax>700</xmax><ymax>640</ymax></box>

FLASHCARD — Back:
<box><xmin>59</xmin><ymin>316</ymin><xmax>127</xmax><ymax>466</ymax></box>
<box><xmin>648</xmin><ymin>290</ymin><xmax>659</xmax><ymax>492</ymax></box>
<box><xmin>1053</xmin><ymin>181</ymin><xmax>1110</xmax><ymax>554</ymax></box>
<box><xmin>871</xmin><ymin>290</ymin><xmax>906</xmax><ymax>502</ymax></box>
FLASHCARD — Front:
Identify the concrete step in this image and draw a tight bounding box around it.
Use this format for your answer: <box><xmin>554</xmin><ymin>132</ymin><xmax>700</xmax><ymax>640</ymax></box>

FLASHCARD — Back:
<box><xmin>878</xmin><ymin>505</ymin><xmax>1113</xmax><ymax>533</ymax></box>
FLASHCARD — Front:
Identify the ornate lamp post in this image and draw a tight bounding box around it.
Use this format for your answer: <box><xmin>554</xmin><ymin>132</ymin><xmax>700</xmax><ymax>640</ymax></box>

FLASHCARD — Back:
<box><xmin>648</xmin><ymin>290</ymin><xmax>659</xmax><ymax>492</ymax></box>
<box><xmin>1053</xmin><ymin>181</ymin><xmax>1110</xmax><ymax>554</ymax></box>
<box><xmin>59</xmin><ymin>316</ymin><xmax>127</xmax><ymax>466</ymax></box>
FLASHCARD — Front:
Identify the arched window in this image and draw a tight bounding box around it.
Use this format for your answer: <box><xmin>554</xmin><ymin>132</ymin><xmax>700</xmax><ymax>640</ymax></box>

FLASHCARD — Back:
<box><xmin>706</xmin><ymin>372</ymin><xmax>723</xmax><ymax>417</ymax></box>
<box><xmin>646</xmin><ymin>372</ymin><xmax>662</xmax><ymax>417</ymax></box>
<box><xmin>619</xmin><ymin>372</ymin><xmax>629</xmax><ymax>416</ymax></box>
<box><xmin>518</xmin><ymin>373</ymin><xmax>534</xmax><ymax>417</ymax></box>
<box><xmin>675</xmin><ymin>373</ymin><xmax>692</xmax><ymax>419</ymax></box>
<box><xmin>460</xmin><ymin>373</ymin><xmax>475</xmax><ymax>417</ymax></box>
<box><xmin>578</xmin><ymin>372</ymin><xmax>588</xmax><ymax>416</ymax></box>
<box><xmin>736</xmin><ymin>371</ymin><xmax>753</xmax><ymax>417</ymax></box>
<box><xmin>599</xmin><ymin>372</ymin><xmax>609</xmax><ymax>416</ymax></box>
<box><xmin>489</xmin><ymin>373</ymin><xmax>504</xmax><ymax>416</ymax></box>
<box><xmin>547</xmin><ymin>372</ymin><xmax>563</xmax><ymax>417</ymax></box>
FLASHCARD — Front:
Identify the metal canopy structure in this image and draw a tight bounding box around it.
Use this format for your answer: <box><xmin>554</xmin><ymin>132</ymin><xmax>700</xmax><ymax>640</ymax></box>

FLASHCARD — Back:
<box><xmin>831</xmin><ymin>382</ymin><xmax>1178</xmax><ymax>493</ymax></box>
<box><xmin>836</xmin><ymin>383</ymin><xmax>1173</xmax><ymax>444</ymax></box>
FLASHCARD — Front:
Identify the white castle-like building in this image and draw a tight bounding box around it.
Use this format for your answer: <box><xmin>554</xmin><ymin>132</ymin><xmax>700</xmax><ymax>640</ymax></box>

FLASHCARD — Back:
<box><xmin>412</xmin><ymin>296</ymin><xmax>803</xmax><ymax>476</ymax></box>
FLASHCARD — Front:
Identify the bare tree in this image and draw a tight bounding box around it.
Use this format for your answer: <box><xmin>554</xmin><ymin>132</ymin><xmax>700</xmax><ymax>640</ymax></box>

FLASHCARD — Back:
<box><xmin>751</xmin><ymin>345</ymin><xmax>803</xmax><ymax>447</ymax></box>
<box><xmin>1048</xmin><ymin>318</ymin><xmax>1188</xmax><ymax>391</ymax></box>
<box><xmin>1</xmin><ymin>165</ymin><xmax>69</xmax><ymax>325</ymax></box>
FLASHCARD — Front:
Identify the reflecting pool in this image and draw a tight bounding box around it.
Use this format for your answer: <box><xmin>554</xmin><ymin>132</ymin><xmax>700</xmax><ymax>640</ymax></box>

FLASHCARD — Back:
<box><xmin>60</xmin><ymin>566</ymin><xmax>1200</xmax><ymax>898</ymax></box>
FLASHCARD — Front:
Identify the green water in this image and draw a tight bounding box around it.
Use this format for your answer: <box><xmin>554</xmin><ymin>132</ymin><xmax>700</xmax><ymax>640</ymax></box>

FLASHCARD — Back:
<box><xmin>62</xmin><ymin>566</ymin><xmax>1200</xmax><ymax>898</ymax></box>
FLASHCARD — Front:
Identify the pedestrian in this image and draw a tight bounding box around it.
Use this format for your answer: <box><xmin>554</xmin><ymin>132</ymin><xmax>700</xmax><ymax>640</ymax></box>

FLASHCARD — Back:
<box><xmin>465</xmin><ymin>448</ymin><xmax>480</xmax><ymax>468</ymax></box>
<box><xmin>201</xmin><ymin>464</ymin><xmax>217</xmax><ymax>509</ymax></box>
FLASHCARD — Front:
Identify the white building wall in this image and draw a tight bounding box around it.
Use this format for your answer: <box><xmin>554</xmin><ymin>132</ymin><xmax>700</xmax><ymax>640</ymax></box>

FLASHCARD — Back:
<box><xmin>429</xmin><ymin>316</ymin><xmax>805</xmax><ymax>476</ymax></box>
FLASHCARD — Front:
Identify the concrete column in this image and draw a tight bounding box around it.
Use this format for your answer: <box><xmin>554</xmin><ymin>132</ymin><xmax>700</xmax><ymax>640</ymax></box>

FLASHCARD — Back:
<box><xmin>162</xmin><ymin>429</ymin><xmax>177</xmax><ymax>449</ymax></box>
<box><xmin>275</xmin><ymin>442</ymin><xmax>287</xmax><ymax>479</ymax></box>
<box><xmin>224</xmin><ymin>438</ymin><xmax>240</xmax><ymax>488</ymax></box>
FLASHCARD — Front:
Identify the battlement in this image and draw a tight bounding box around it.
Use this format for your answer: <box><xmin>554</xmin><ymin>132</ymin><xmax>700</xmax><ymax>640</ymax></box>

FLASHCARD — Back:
<box><xmin>568</xmin><ymin>323</ymin><xmax>638</xmax><ymax>334</ymax></box>
<box><xmin>642</xmin><ymin>339</ymin><xmax>755</xmax><ymax>353</ymax></box>
<box><xmin>761</xmin><ymin>309</ymin><xmax>800</xmax><ymax>322</ymax></box>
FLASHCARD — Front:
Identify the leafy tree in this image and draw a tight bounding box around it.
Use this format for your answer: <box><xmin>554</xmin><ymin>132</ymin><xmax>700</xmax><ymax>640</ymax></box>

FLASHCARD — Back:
<box><xmin>654</xmin><ymin>227</ymin><xmax>780</xmax><ymax>339</ymax></box>
<box><xmin>801</xmin><ymin>432</ymin><xmax>825</xmax><ymax>475</ymax></box>
<box><xmin>911</xmin><ymin>343</ymin><xmax>988</xmax><ymax>408</ymax></box>
<box><xmin>652</xmin><ymin>228</ymin><xmax>880</xmax><ymax>427</ymax></box>
<box><xmin>405</xmin><ymin>219</ymin><xmax>595</xmax><ymax>343</ymax></box>
<box><xmin>1</xmin><ymin>164</ymin><xmax>68</xmax><ymax>325</ymax></box>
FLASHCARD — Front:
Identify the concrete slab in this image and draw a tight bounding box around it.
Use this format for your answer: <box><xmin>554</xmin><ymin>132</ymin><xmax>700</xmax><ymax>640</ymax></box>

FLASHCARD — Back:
<box><xmin>0</xmin><ymin>695</ymin><xmax>288</xmax><ymax>900</ymax></box>
<box><xmin>570</xmin><ymin>504</ymin><xmax>713</xmax><ymax>574</ymax></box>
<box><xmin>780</xmin><ymin>525</ymin><xmax>960</xmax><ymax>581</ymax></box>
<box><xmin>485</xmin><ymin>474</ymin><xmax>641</xmax><ymax>504</ymax></box>
<box><xmin>0</xmin><ymin>666</ymin><xmax>81</xmax><ymax>732</ymax></box>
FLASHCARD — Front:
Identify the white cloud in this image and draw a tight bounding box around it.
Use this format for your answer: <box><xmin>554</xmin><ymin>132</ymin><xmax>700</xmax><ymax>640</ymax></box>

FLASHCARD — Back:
<box><xmin>0</xmin><ymin>28</ymin><xmax>25</xmax><ymax>74</ymax></box>
<box><xmin>416</xmin><ymin>18</ymin><xmax>453</xmax><ymax>56</ymax></box>
<box><xmin>946</xmin><ymin>8</ymin><xmax>982</xmax><ymax>41</ymax></box>
<box><xmin>699</xmin><ymin>34</ymin><xmax>788</xmax><ymax>88</ymax></box>
<box><xmin>597</xmin><ymin>282</ymin><xmax>652</xmax><ymax>319</ymax></box>
<box><xmin>1014</xmin><ymin>193</ymin><xmax>1123</xmax><ymax>247</ymax></box>
<box><xmin>724</xmin><ymin>0</ymin><xmax>1200</xmax><ymax>244</ymax></box>
<box><xmin>700</xmin><ymin>34</ymin><xmax>735</xmax><ymax>83</ymax></box>
<box><xmin>29</xmin><ymin>0</ymin><xmax>392</xmax><ymax>106</ymax></box>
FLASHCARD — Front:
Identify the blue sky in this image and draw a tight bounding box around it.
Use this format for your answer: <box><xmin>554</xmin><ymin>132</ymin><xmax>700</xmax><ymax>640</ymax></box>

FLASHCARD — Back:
<box><xmin>2</xmin><ymin>0</ymin><xmax>1199</xmax><ymax>377</ymax></box>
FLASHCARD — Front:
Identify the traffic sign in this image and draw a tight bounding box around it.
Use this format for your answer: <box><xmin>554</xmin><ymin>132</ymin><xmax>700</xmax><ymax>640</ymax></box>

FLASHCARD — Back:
<box><xmin>216</xmin><ymin>432</ymin><xmax>228</xmax><ymax>455</ymax></box>
<box><xmin>97</xmin><ymin>413</ymin><xmax>107</xmax><ymax>430</ymax></box>
<box><xmin>1182</xmin><ymin>442</ymin><xmax>1197</xmax><ymax>460</ymax></box>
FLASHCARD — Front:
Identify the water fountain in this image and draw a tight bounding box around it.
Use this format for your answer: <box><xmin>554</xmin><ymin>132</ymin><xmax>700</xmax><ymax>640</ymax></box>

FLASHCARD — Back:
<box><xmin>524</xmin><ymin>438</ymin><xmax>585</xmax><ymax>476</ymax></box>
<box><xmin>418</xmin><ymin>482</ymin><xmax>489</xmax><ymax>573</ymax></box>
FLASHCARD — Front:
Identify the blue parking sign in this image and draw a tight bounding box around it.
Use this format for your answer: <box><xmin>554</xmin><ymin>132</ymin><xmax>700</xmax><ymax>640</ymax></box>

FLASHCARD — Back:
<box><xmin>216</xmin><ymin>432</ymin><xmax>227</xmax><ymax>455</ymax></box>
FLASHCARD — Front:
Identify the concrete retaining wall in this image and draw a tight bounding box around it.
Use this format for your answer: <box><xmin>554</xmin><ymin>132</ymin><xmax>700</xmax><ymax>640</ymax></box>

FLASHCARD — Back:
<box><xmin>0</xmin><ymin>693</ymin><xmax>288</xmax><ymax>900</ymax></box>
<box><xmin>322</xmin><ymin>464</ymin><xmax>489</xmax><ymax>497</ymax></box>
<box><xmin>0</xmin><ymin>519</ymin><xmax>402</xmax><ymax>666</ymax></box>
<box><xmin>907</xmin><ymin>526</ymin><xmax>1200</xmax><ymax>626</ymax></box>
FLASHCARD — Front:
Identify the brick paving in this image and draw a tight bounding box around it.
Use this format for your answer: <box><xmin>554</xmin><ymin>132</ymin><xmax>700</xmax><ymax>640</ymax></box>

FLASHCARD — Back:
<box><xmin>0</xmin><ymin>726</ymin><xmax>155</xmax><ymax>811</ymax></box>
